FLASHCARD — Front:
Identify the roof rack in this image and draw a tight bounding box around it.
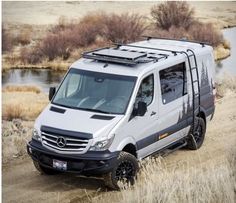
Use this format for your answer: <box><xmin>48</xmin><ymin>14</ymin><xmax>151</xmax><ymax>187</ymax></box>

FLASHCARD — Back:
<box><xmin>82</xmin><ymin>46</ymin><xmax>169</xmax><ymax>66</ymax></box>
<box><xmin>142</xmin><ymin>36</ymin><xmax>210</xmax><ymax>47</ymax></box>
<box><xmin>114</xmin><ymin>43</ymin><xmax>178</xmax><ymax>56</ymax></box>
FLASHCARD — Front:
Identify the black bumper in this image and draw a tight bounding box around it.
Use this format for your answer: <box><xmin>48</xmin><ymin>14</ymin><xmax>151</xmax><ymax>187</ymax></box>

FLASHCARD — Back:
<box><xmin>27</xmin><ymin>140</ymin><xmax>119</xmax><ymax>175</ymax></box>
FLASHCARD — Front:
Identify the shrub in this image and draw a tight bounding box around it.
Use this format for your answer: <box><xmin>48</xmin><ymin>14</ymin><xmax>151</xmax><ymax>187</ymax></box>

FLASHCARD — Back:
<box><xmin>15</xmin><ymin>29</ymin><xmax>32</xmax><ymax>45</ymax></box>
<box><xmin>103</xmin><ymin>13</ymin><xmax>146</xmax><ymax>43</ymax></box>
<box><xmin>29</xmin><ymin>14</ymin><xmax>105</xmax><ymax>62</ymax></box>
<box><xmin>51</xmin><ymin>16</ymin><xmax>72</xmax><ymax>33</ymax></box>
<box><xmin>188</xmin><ymin>22</ymin><xmax>223</xmax><ymax>47</ymax></box>
<box><xmin>39</xmin><ymin>33</ymin><xmax>71</xmax><ymax>61</ymax></box>
<box><xmin>2</xmin><ymin>28</ymin><xmax>13</xmax><ymax>52</ymax></box>
<box><xmin>71</xmin><ymin>14</ymin><xmax>104</xmax><ymax>48</ymax></box>
<box><xmin>151</xmin><ymin>1</ymin><xmax>195</xmax><ymax>30</ymax></box>
<box><xmin>19</xmin><ymin>47</ymin><xmax>32</xmax><ymax>64</ymax></box>
<box><xmin>20</xmin><ymin>46</ymin><xmax>44</xmax><ymax>64</ymax></box>
<box><xmin>148</xmin><ymin>26</ymin><xmax>190</xmax><ymax>40</ymax></box>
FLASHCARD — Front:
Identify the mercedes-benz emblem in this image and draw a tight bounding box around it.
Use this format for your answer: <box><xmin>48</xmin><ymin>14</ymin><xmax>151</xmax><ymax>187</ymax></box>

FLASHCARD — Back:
<box><xmin>56</xmin><ymin>137</ymin><xmax>67</xmax><ymax>148</ymax></box>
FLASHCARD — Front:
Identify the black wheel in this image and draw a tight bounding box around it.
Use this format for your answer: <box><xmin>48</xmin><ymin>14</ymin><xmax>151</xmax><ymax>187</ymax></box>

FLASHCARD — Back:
<box><xmin>33</xmin><ymin>161</ymin><xmax>59</xmax><ymax>175</ymax></box>
<box><xmin>187</xmin><ymin>117</ymin><xmax>206</xmax><ymax>150</ymax></box>
<box><xmin>103</xmin><ymin>151</ymin><xmax>139</xmax><ymax>190</ymax></box>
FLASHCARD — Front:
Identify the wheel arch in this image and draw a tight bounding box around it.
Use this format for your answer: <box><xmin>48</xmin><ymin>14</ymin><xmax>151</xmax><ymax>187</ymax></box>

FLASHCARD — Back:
<box><xmin>122</xmin><ymin>143</ymin><xmax>137</xmax><ymax>158</ymax></box>
<box><xmin>116</xmin><ymin>137</ymin><xmax>137</xmax><ymax>158</ymax></box>
<box><xmin>198</xmin><ymin>107</ymin><xmax>206</xmax><ymax>125</ymax></box>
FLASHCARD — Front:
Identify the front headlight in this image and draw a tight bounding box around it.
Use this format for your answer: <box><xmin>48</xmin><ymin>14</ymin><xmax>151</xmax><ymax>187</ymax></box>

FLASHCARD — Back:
<box><xmin>32</xmin><ymin>128</ymin><xmax>41</xmax><ymax>142</ymax></box>
<box><xmin>89</xmin><ymin>134</ymin><xmax>115</xmax><ymax>151</ymax></box>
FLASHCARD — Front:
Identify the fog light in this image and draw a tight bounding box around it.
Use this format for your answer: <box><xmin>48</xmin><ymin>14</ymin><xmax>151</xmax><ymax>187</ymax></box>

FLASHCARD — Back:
<box><xmin>29</xmin><ymin>147</ymin><xmax>32</xmax><ymax>154</ymax></box>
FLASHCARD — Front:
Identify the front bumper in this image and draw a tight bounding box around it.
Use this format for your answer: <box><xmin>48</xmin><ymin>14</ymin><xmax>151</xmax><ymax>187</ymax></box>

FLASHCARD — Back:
<box><xmin>27</xmin><ymin>140</ymin><xmax>119</xmax><ymax>175</ymax></box>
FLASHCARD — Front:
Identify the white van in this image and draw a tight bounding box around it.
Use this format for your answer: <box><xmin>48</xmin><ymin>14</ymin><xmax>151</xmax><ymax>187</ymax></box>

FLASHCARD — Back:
<box><xmin>27</xmin><ymin>38</ymin><xmax>216</xmax><ymax>189</ymax></box>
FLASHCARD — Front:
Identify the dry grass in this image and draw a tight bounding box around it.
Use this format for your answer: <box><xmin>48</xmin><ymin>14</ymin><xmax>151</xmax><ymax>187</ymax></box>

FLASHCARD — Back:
<box><xmin>3</xmin><ymin>85</ymin><xmax>42</xmax><ymax>94</ymax></box>
<box><xmin>3</xmin><ymin>104</ymin><xmax>24</xmax><ymax>121</ymax></box>
<box><xmin>214</xmin><ymin>43</ymin><xmax>231</xmax><ymax>61</ymax></box>
<box><xmin>2</xmin><ymin>120</ymin><xmax>34</xmax><ymax>163</ymax></box>
<box><xmin>216</xmin><ymin>74</ymin><xmax>236</xmax><ymax>97</ymax></box>
<box><xmin>92</xmin><ymin>155</ymin><xmax>236</xmax><ymax>203</ymax></box>
<box><xmin>2</xmin><ymin>91</ymin><xmax>48</xmax><ymax>121</ymax></box>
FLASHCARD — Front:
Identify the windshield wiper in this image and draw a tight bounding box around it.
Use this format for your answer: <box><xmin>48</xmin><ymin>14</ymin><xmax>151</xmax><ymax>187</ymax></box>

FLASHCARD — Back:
<box><xmin>81</xmin><ymin>108</ymin><xmax>111</xmax><ymax>114</ymax></box>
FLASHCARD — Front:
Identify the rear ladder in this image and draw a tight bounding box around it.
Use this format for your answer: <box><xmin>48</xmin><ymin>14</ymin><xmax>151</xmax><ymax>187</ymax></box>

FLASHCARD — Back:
<box><xmin>186</xmin><ymin>49</ymin><xmax>201</xmax><ymax>146</ymax></box>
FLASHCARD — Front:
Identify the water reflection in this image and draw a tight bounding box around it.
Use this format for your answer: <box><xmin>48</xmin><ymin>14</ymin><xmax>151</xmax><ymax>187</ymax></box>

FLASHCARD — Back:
<box><xmin>2</xmin><ymin>69</ymin><xmax>65</xmax><ymax>92</ymax></box>
<box><xmin>215</xmin><ymin>27</ymin><xmax>236</xmax><ymax>77</ymax></box>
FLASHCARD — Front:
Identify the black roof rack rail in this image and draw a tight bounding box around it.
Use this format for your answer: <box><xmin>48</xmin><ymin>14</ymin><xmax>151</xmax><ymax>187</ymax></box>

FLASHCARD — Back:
<box><xmin>114</xmin><ymin>43</ymin><xmax>178</xmax><ymax>56</ymax></box>
<box><xmin>142</xmin><ymin>36</ymin><xmax>210</xmax><ymax>47</ymax></box>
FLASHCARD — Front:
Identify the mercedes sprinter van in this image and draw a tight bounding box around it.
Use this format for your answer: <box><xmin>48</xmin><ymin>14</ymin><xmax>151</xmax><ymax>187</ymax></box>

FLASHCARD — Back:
<box><xmin>27</xmin><ymin>38</ymin><xmax>215</xmax><ymax>189</ymax></box>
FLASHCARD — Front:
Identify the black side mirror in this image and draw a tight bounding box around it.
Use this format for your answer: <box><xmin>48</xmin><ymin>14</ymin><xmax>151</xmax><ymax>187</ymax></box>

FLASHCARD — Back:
<box><xmin>49</xmin><ymin>87</ymin><xmax>56</xmax><ymax>101</ymax></box>
<box><xmin>137</xmin><ymin>101</ymin><xmax>147</xmax><ymax>116</ymax></box>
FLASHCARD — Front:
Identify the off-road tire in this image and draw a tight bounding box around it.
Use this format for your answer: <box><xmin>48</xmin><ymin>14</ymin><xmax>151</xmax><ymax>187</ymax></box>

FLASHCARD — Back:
<box><xmin>33</xmin><ymin>161</ymin><xmax>59</xmax><ymax>175</ymax></box>
<box><xmin>103</xmin><ymin>151</ymin><xmax>139</xmax><ymax>190</ymax></box>
<box><xmin>187</xmin><ymin>117</ymin><xmax>206</xmax><ymax>150</ymax></box>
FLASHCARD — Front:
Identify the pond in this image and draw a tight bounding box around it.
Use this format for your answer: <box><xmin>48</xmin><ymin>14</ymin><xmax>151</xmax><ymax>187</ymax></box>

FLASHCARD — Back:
<box><xmin>2</xmin><ymin>69</ymin><xmax>65</xmax><ymax>93</ymax></box>
<box><xmin>2</xmin><ymin>27</ymin><xmax>236</xmax><ymax>92</ymax></box>
<box><xmin>215</xmin><ymin>27</ymin><xmax>236</xmax><ymax>77</ymax></box>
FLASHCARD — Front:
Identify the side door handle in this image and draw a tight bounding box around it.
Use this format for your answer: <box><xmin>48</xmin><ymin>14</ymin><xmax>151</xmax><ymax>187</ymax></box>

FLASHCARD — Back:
<box><xmin>150</xmin><ymin>111</ymin><xmax>156</xmax><ymax>116</ymax></box>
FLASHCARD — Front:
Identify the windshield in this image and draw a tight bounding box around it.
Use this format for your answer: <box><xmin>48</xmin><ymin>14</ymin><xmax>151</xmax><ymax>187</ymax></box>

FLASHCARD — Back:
<box><xmin>52</xmin><ymin>68</ymin><xmax>137</xmax><ymax>114</ymax></box>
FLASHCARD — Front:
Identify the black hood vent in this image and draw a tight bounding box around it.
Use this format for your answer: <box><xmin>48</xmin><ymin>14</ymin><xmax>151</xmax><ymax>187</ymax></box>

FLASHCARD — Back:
<box><xmin>91</xmin><ymin>115</ymin><xmax>115</xmax><ymax>120</ymax></box>
<box><xmin>50</xmin><ymin>106</ymin><xmax>66</xmax><ymax>114</ymax></box>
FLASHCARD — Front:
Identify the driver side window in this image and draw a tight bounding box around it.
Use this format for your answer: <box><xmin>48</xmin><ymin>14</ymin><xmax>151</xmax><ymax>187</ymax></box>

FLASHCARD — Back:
<box><xmin>135</xmin><ymin>74</ymin><xmax>154</xmax><ymax>107</ymax></box>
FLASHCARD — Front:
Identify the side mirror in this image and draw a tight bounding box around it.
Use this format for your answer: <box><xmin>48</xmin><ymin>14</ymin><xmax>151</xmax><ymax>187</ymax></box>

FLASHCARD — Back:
<box><xmin>137</xmin><ymin>101</ymin><xmax>147</xmax><ymax>116</ymax></box>
<box><xmin>49</xmin><ymin>87</ymin><xmax>56</xmax><ymax>101</ymax></box>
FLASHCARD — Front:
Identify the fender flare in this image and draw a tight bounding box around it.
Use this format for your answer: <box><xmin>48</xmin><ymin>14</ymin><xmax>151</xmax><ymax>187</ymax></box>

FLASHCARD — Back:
<box><xmin>116</xmin><ymin>136</ymin><xmax>137</xmax><ymax>152</ymax></box>
<box><xmin>199</xmin><ymin>106</ymin><xmax>207</xmax><ymax>123</ymax></box>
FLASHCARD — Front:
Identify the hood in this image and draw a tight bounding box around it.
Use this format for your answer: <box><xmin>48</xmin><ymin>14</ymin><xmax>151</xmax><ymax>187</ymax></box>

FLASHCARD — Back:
<box><xmin>36</xmin><ymin>104</ymin><xmax>124</xmax><ymax>138</ymax></box>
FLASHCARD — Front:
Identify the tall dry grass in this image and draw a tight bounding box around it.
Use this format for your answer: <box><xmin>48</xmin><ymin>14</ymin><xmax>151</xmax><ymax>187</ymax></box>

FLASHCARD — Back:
<box><xmin>2</xmin><ymin>120</ymin><xmax>34</xmax><ymax>163</ymax></box>
<box><xmin>3</xmin><ymin>104</ymin><xmax>24</xmax><ymax>121</ymax></box>
<box><xmin>92</xmin><ymin>156</ymin><xmax>236</xmax><ymax>203</ymax></box>
<box><xmin>3</xmin><ymin>85</ymin><xmax>41</xmax><ymax>94</ymax></box>
<box><xmin>216</xmin><ymin>74</ymin><xmax>236</xmax><ymax>97</ymax></box>
<box><xmin>2</xmin><ymin>90</ymin><xmax>48</xmax><ymax>121</ymax></box>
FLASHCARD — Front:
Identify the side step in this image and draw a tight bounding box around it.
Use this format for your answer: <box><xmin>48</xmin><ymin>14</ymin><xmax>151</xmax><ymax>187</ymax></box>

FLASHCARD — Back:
<box><xmin>160</xmin><ymin>141</ymin><xmax>187</xmax><ymax>157</ymax></box>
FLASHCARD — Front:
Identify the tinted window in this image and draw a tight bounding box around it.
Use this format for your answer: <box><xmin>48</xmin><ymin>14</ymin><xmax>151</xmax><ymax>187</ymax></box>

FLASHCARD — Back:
<box><xmin>135</xmin><ymin>74</ymin><xmax>154</xmax><ymax>107</ymax></box>
<box><xmin>160</xmin><ymin>63</ymin><xmax>187</xmax><ymax>104</ymax></box>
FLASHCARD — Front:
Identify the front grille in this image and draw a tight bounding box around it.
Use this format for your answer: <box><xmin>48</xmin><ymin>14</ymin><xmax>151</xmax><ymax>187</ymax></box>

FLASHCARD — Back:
<box><xmin>41</xmin><ymin>127</ymin><xmax>91</xmax><ymax>154</ymax></box>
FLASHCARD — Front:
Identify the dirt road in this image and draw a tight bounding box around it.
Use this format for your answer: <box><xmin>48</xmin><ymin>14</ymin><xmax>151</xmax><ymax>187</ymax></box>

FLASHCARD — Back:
<box><xmin>2</xmin><ymin>92</ymin><xmax>236</xmax><ymax>203</ymax></box>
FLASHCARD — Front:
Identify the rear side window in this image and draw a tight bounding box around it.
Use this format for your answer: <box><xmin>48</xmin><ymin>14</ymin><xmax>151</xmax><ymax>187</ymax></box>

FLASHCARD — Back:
<box><xmin>159</xmin><ymin>63</ymin><xmax>187</xmax><ymax>104</ymax></box>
